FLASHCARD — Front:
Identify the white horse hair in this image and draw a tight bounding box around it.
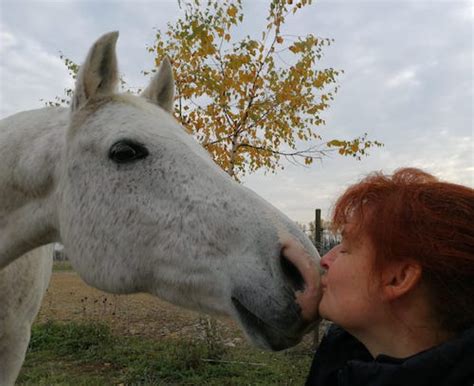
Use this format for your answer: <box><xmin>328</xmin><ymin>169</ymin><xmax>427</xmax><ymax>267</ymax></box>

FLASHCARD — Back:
<box><xmin>0</xmin><ymin>31</ymin><xmax>321</xmax><ymax>384</ymax></box>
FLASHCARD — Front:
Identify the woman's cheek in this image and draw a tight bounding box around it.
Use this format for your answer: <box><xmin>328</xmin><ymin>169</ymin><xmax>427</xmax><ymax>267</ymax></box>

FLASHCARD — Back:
<box><xmin>319</xmin><ymin>281</ymin><xmax>336</xmax><ymax>318</ymax></box>
<box><xmin>318</xmin><ymin>294</ymin><xmax>330</xmax><ymax>319</ymax></box>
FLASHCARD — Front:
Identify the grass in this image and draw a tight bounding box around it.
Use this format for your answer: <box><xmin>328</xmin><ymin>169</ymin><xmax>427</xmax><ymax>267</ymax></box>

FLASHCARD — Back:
<box><xmin>52</xmin><ymin>261</ymin><xmax>73</xmax><ymax>272</ymax></box>
<box><xmin>18</xmin><ymin>321</ymin><xmax>314</xmax><ymax>385</ymax></box>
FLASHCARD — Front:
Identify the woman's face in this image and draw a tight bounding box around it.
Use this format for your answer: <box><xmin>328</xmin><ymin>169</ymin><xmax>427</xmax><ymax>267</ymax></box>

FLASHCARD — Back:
<box><xmin>319</xmin><ymin>229</ymin><xmax>384</xmax><ymax>331</ymax></box>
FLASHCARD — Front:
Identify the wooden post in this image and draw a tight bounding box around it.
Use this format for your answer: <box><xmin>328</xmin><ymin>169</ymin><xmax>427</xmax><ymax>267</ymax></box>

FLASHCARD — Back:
<box><xmin>313</xmin><ymin>209</ymin><xmax>323</xmax><ymax>349</ymax></box>
<box><xmin>313</xmin><ymin>208</ymin><xmax>322</xmax><ymax>348</ymax></box>
<box><xmin>315</xmin><ymin>208</ymin><xmax>322</xmax><ymax>254</ymax></box>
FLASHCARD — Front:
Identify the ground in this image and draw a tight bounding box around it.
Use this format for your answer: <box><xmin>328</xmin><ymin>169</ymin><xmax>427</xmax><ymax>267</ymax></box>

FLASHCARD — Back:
<box><xmin>37</xmin><ymin>269</ymin><xmax>327</xmax><ymax>348</ymax></box>
<box><xmin>37</xmin><ymin>271</ymin><xmax>247</xmax><ymax>347</ymax></box>
<box><xmin>18</xmin><ymin>269</ymin><xmax>323</xmax><ymax>384</ymax></box>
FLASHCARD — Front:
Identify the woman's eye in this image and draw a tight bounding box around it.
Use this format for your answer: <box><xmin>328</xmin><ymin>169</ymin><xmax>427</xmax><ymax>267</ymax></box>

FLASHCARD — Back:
<box><xmin>338</xmin><ymin>244</ymin><xmax>349</xmax><ymax>254</ymax></box>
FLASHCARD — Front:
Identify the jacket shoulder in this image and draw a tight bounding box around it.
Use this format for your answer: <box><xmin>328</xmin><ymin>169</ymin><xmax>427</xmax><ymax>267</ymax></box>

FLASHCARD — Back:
<box><xmin>305</xmin><ymin>324</ymin><xmax>371</xmax><ymax>386</ymax></box>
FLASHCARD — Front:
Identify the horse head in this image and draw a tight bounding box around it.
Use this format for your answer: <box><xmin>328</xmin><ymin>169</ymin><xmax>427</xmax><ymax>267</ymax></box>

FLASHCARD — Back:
<box><xmin>59</xmin><ymin>32</ymin><xmax>322</xmax><ymax>350</ymax></box>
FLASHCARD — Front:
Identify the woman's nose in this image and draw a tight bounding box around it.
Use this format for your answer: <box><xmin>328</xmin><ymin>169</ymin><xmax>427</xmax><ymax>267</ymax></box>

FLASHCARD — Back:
<box><xmin>320</xmin><ymin>247</ymin><xmax>338</xmax><ymax>270</ymax></box>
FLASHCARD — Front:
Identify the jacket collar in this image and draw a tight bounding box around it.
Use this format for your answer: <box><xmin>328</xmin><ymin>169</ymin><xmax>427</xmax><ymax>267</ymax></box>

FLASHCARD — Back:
<box><xmin>343</xmin><ymin>326</ymin><xmax>474</xmax><ymax>386</ymax></box>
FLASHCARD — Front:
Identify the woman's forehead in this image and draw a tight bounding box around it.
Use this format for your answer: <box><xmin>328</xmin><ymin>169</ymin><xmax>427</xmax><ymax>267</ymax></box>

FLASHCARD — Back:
<box><xmin>341</xmin><ymin>223</ymin><xmax>359</xmax><ymax>238</ymax></box>
<box><xmin>341</xmin><ymin>224</ymin><xmax>371</xmax><ymax>248</ymax></box>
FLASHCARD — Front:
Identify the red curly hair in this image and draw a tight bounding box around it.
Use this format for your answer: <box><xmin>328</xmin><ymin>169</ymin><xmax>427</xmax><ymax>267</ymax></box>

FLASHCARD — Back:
<box><xmin>332</xmin><ymin>168</ymin><xmax>474</xmax><ymax>332</ymax></box>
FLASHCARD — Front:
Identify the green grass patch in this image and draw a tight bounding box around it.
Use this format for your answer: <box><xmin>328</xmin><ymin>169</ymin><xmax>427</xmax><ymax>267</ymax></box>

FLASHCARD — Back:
<box><xmin>52</xmin><ymin>261</ymin><xmax>73</xmax><ymax>272</ymax></box>
<box><xmin>18</xmin><ymin>321</ymin><xmax>314</xmax><ymax>385</ymax></box>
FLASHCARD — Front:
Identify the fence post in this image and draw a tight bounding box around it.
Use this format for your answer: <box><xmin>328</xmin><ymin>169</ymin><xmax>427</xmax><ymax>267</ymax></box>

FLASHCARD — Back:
<box><xmin>315</xmin><ymin>208</ymin><xmax>322</xmax><ymax>254</ymax></box>
<box><xmin>313</xmin><ymin>208</ymin><xmax>323</xmax><ymax>348</ymax></box>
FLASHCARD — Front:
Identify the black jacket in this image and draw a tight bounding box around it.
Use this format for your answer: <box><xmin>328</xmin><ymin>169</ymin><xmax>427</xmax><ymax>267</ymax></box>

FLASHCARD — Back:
<box><xmin>306</xmin><ymin>324</ymin><xmax>474</xmax><ymax>386</ymax></box>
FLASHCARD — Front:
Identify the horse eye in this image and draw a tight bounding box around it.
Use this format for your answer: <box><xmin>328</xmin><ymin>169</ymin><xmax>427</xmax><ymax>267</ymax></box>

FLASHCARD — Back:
<box><xmin>109</xmin><ymin>140</ymin><xmax>149</xmax><ymax>164</ymax></box>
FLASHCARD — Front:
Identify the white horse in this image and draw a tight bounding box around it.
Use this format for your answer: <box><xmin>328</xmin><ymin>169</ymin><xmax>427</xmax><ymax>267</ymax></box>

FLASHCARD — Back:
<box><xmin>0</xmin><ymin>32</ymin><xmax>321</xmax><ymax>385</ymax></box>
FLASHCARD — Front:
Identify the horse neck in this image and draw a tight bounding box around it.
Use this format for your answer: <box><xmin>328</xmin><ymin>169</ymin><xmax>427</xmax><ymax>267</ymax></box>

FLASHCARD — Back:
<box><xmin>0</xmin><ymin>107</ymin><xmax>67</xmax><ymax>268</ymax></box>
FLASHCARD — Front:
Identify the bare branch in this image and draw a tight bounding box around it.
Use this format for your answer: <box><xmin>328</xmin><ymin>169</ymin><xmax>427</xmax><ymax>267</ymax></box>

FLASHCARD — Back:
<box><xmin>238</xmin><ymin>142</ymin><xmax>332</xmax><ymax>159</ymax></box>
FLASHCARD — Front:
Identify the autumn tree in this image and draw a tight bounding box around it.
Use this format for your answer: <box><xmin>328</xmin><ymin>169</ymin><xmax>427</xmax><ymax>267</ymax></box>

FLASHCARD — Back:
<box><xmin>48</xmin><ymin>0</ymin><xmax>381</xmax><ymax>181</ymax></box>
<box><xmin>148</xmin><ymin>0</ymin><xmax>381</xmax><ymax>180</ymax></box>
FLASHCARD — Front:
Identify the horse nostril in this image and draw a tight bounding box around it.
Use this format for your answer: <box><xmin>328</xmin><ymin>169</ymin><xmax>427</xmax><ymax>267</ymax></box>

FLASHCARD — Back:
<box><xmin>280</xmin><ymin>251</ymin><xmax>306</xmax><ymax>292</ymax></box>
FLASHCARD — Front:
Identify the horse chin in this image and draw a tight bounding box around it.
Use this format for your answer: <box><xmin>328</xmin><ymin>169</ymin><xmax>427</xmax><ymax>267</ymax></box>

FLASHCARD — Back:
<box><xmin>231</xmin><ymin>297</ymin><xmax>302</xmax><ymax>351</ymax></box>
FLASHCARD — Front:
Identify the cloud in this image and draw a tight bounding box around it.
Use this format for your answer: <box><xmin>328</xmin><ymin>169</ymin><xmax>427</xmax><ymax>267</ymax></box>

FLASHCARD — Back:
<box><xmin>0</xmin><ymin>27</ymin><xmax>73</xmax><ymax>117</ymax></box>
<box><xmin>386</xmin><ymin>68</ymin><xmax>420</xmax><ymax>88</ymax></box>
<box><xmin>0</xmin><ymin>30</ymin><xmax>16</xmax><ymax>53</ymax></box>
<box><xmin>0</xmin><ymin>0</ymin><xmax>471</xmax><ymax>225</ymax></box>
<box><xmin>244</xmin><ymin>126</ymin><xmax>473</xmax><ymax>224</ymax></box>
<box><xmin>0</xmin><ymin>1</ymin><xmax>184</xmax><ymax>118</ymax></box>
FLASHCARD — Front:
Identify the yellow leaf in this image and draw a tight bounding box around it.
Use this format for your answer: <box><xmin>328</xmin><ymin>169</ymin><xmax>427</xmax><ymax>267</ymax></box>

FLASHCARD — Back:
<box><xmin>227</xmin><ymin>5</ymin><xmax>237</xmax><ymax>18</ymax></box>
<box><xmin>276</xmin><ymin>36</ymin><xmax>283</xmax><ymax>44</ymax></box>
<box><xmin>328</xmin><ymin>139</ymin><xmax>344</xmax><ymax>147</ymax></box>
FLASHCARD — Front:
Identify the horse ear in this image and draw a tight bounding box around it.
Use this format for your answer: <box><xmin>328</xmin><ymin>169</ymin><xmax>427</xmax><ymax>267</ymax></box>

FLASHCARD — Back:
<box><xmin>141</xmin><ymin>57</ymin><xmax>175</xmax><ymax>113</ymax></box>
<box><xmin>71</xmin><ymin>31</ymin><xmax>119</xmax><ymax>112</ymax></box>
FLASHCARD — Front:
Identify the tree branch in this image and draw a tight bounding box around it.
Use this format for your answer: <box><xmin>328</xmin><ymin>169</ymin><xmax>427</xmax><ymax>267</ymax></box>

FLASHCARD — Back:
<box><xmin>238</xmin><ymin>142</ymin><xmax>332</xmax><ymax>161</ymax></box>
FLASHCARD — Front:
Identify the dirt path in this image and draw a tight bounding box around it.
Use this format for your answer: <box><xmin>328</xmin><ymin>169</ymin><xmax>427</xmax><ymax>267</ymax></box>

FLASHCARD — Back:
<box><xmin>37</xmin><ymin>272</ymin><xmax>246</xmax><ymax>346</ymax></box>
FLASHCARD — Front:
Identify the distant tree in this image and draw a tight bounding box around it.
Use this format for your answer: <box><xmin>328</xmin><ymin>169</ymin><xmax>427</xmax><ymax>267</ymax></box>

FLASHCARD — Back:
<box><xmin>47</xmin><ymin>0</ymin><xmax>382</xmax><ymax>181</ymax></box>
<box><xmin>295</xmin><ymin>221</ymin><xmax>308</xmax><ymax>234</ymax></box>
<box><xmin>308</xmin><ymin>220</ymin><xmax>316</xmax><ymax>244</ymax></box>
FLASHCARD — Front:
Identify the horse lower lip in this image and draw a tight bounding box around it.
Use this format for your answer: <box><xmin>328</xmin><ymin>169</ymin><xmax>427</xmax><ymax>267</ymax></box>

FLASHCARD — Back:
<box><xmin>231</xmin><ymin>296</ymin><xmax>297</xmax><ymax>350</ymax></box>
<box><xmin>231</xmin><ymin>297</ymin><xmax>269</xmax><ymax>330</ymax></box>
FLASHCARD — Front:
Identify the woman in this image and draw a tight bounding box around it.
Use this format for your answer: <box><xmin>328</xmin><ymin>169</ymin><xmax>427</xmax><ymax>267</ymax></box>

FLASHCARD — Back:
<box><xmin>306</xmin><ymin>168</ymin><xmax>473</xmax><ymax>386</ymax></box>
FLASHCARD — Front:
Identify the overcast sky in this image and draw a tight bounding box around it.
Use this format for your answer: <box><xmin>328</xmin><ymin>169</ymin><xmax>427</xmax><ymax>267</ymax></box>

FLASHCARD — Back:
<box><xmin>0</xmin><ymin>0</ymin><xmax>472</xmax><ymax>224</ymax></box>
